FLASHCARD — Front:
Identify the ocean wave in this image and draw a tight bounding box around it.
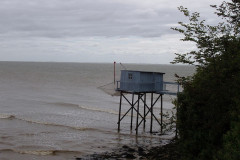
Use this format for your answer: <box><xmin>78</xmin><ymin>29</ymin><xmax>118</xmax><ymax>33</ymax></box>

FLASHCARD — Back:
<box><xmin>49</xmin><ymin>102</ymin><xmax>173</xmax><ymax>118</ymax></box>
<box><xmin>0</xmin><ymin>114</ymin><xmax>15</xmax><ymax>119</ymax></box>
<box><xmin>49</xmin><ymin>102</ymin><xmax>152</xmax><ymax>118</ymax></box>
<box><xmin>17</xmin><ymin>117</ymin><xmax>101</xmax><ymax>132</ymax></box>
<box><xmin>48</xmin><ymin>102</ymin><xmax>79</xmax><ymax>107</ymax></box>
<box><xmin>14</xmin><ymin>150</ymin><xmax>55</xmax><ymax>156</ymax></box>
<box><xmin>49</xmin><ymin>102</ymin><xmax>120</xmax><ymax>115</ymax></box>
<box><xmin>78</xmin><ymin>105</ymin><xmax>120</xmax><ymax>115</ymax></box>
<box><xmin>0</xmin><ymin>149</ymin><xmax>82</xmax><ymax>156</ymax></box>
<box><xmin>0</xmin><ymin>113</ymin><xmax>101</xmax><ymax>132</ymax></box>
<box><xmin>78</xmin><ymin>105</ymin><xmax>157</xmax><ymax>119</ymax></box>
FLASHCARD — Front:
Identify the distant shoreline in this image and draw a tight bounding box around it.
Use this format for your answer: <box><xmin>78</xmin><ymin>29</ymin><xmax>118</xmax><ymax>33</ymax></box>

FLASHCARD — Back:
<box><xmin>0</xmin><ymin>60</ymin><xmax>191</xmax><ymax>66</ymax></box>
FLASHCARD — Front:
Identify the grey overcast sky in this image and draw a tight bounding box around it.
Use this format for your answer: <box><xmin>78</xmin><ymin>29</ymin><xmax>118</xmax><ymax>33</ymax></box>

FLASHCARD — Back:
<box><xmin>0</xmin><ymin>0</ymin><xmax>224</xmax><ymax>64</ymax></box>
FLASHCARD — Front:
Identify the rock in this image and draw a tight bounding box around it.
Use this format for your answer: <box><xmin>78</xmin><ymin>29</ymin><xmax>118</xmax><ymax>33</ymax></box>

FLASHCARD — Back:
<box><xmin>137</xmin><ymin>147</ymin><xmax>146</xmax><ymax>156</ymax></box>
<box><xmin>127</xmin><ymin>147</ymin><xmax>135</xmax><ymax>153</ymax></box>
<box><xmin>76</xmin><ymin>140</ymin><xmax>179</xmax><ymax>160</ymax></box>
<box><xmin>138</xmin><ymin>146</ymin><xmax>144</xmax><ymax>152</ymax></box>
<box><xmin>125</xmin><ymin>153</ymin><xmax>136</xmax><ymax>159</ymax></box>
<box><xmin>122</xmin><ymin>145</ymin><xmax>135</xmax><ymax>152</ymax></box>
<box><xmin>122</xmin><ymin>145</ymin><xmax>129</xmax><ymax>149</ymax></box>
<box><xmin>122</xmin><ymin>145</ymin><xmax>128</xmax><ymax>148</ymax></box>
<box><xmin>122</xmin><ymin>152</ymin><xmax>136</xmax><ymax>159</ymax></box>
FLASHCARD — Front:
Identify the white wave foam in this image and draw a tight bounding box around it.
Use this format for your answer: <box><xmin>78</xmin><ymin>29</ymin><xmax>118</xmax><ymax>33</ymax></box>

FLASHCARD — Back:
<box><xmin>78</xmin><ymin>105</ymin><xmax>119</xmax><ymax>115</ymax></box>
<box><xmin>49</xmin><ymin>102</ymin><xmax>79</xmax><ymax>107</ymax></box>
<box><xmin>50</xmin><ymin>101</ymin><xmax>158</xmax><ymax>118</ymax></box>
<box><xmin>50</xmin><ymin>101</ymin><xmax>120</xmax><ymax>115</ymax></box>
<box><xmin>16</xmin><ymin>117</ymin><xmax>99</xmax><ymax>131</ymax></box>
<box><xmin>0</xmin><ymin>149</ymin><xmax>82</xmax><ymax>156</ymax></box>
<box><xmin>13</xmin><ymin>150</ymin><xmax>54</xmax><ymax>156</ymax></box>
<box><xmin>78</xmin><ymin>105</ymin><xmax>156</xmax><ymax>119</ymax></box>
<box><xmin>0</xmin><ymin>114</ymin><xmax>15</xmax><ymax>119</ymax></box>
<box><xmin>0</xmin><ymin>113</ymin><xmax>108</xmax><ymax>133</ymax></box>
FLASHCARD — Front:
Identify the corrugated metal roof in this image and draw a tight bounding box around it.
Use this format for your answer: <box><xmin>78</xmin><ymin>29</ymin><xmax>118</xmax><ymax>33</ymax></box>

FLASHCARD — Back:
<box><xmin>121</xmin><ymin>70</ymin><xmax>165</xmax><ymax>74</ymax></box>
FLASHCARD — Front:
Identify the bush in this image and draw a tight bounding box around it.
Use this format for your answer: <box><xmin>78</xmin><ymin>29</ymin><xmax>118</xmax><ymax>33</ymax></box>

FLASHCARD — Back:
<box><xmin>172</xmin><ymin>1</ymin><xmax>240</xmax><ymax>159</ymax></box>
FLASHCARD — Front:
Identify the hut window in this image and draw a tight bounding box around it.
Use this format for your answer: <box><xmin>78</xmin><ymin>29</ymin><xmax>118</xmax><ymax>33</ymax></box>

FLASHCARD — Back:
<box><xmin>128</xmin><ymin>73</ymin><xmax>133</xmax><ymax>80</ymax></box>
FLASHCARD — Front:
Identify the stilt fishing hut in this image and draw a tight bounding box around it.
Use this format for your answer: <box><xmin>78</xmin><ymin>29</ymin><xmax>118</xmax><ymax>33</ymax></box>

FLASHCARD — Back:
<box><xmin>116</xmin><ymin>70</ymin><xmax>179</xmax><ymax>134</ymax></box>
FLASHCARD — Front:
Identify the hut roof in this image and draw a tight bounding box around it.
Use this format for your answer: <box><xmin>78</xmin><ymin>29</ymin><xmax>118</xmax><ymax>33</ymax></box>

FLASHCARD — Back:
<box><xmin>121</xmin><ymin>70</ymin><xmax>165</xmax><ymax>74</ymax></box>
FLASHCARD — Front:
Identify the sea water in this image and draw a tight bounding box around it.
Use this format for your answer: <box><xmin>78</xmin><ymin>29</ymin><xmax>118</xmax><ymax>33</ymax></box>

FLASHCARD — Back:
<box><xmin>0</xmin><ymin>62</ymin><xmax>195</xmax><ymax>160</ymax></box>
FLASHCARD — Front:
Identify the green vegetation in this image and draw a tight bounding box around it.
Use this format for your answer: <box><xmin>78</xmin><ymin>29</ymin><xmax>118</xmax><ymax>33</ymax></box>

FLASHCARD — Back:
<box><xmin>172</xmin><ymin>1</ymin><xmax>240</xmax><ymax>159</ymax></box>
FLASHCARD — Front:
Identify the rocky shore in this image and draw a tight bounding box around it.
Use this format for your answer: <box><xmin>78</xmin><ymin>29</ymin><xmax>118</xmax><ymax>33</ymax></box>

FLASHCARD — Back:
<box><xmin>76</xmin><ymin>139</ymin><xmax>179</xmax><ymax>160</ymax></box>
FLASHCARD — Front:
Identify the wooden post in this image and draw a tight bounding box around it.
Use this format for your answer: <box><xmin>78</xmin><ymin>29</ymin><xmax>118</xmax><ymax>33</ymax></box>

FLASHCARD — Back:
<box><xmin>130</xmin><ymin>93</ymin><xmax>134</xmax><ymax>130</ymax></box>
<box><xmin>136</xmin><ymin>94</ymin><xmax>140</xmax><ymax>134</ymax></box>
<box><xmin>161</xmin><ymin>94</ymin><xmax>163</xmax><ymax>134</ymax></box>
<box><xmin>143</xmin><ymin>93</ymin><xmax>146</xmax><ymax>129</ymax></box>
<box><xmin>118</xmin><ymin>91</ymin><xmax>122</xmax><ymax>131</ymax></box>
<box><xmin>150</xmin><ymin>93</ymin><xmax>153</xmax><ymax>133</ymax></box>
<box><xmin>114</xmin><ymin>61</ymin><xmax>116</xmax><ymax>85</ymax></box>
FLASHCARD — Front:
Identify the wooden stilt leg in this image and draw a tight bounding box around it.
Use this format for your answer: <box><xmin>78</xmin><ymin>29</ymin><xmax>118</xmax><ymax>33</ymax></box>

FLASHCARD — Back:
<box><xmin>136</xmin><ymin>94</ymin><xmax>140</xmax><ymax>134</ymax></box>
<box><xmin>118</xmin><ymin>92</ymin><xmax>122</xmax><ymax>131</ymax></box>
<box><xmin>150</xmin><ymin>93</ymin><xmax>153</xmax><ymax>133</ymax></box>
<box><xmin>143</xmin><ymin>93</ymin><xmax>146</xmax><ymax>129</ymax></box>
<box><xmin>130</xmin><ymin>93</ymin><xmax>134</xmax><ymax>130</ymax></box>
<box><xmin>161</xmin><ymin>94</ymin><xmax>163</xmax><ymax>134</ymax></box>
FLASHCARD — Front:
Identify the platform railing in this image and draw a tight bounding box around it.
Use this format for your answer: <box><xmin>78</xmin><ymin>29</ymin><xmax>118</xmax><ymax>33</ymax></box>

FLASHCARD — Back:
<box><xmin>116</xmin><ymin>81</ymin><xmax>181</xmax><ymax>95</ymax></box>
<box><xmin>160</xmin><ymin>81</ymin><xmax>180</xmax><ymax>95</ymax></box>
<box><xmin>116</xmin><ymin>81</ymin><xmax>156</xmax><ymax>92</ymax></box>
